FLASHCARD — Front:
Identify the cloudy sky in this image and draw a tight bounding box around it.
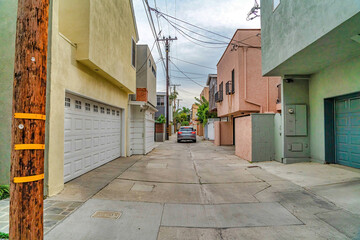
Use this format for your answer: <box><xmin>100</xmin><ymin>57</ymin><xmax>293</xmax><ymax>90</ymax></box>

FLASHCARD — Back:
<box><xmin>133</xmin><ymin>0</ymin><xmax>260</xmax><ymax>109</ymax></box>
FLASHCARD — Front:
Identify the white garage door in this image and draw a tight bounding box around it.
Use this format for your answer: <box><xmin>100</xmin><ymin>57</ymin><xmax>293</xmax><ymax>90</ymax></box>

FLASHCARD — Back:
<box><xmin>64</xmin><ymin>93</ymin><xmax>122</xmax><ymax>182</ymax></box>
<box><xmin>144</xmin><ymin>110</ymin><xmax>155</xmax><ymax>154</ymax></box>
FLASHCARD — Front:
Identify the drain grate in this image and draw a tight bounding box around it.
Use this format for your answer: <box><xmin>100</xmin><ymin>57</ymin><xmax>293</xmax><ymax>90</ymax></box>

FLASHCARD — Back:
<box><xmin>91</xmin><ymin>211</ymin><xmax>122</xmax><ymax>219</ymax></box>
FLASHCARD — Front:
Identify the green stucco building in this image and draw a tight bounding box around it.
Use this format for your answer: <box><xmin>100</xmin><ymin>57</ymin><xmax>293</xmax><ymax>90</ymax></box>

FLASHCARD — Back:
<box><xmin>0</xmin><ymin>1</ymin><xmax>18</xmax><ymax>184</ymax></box>
<box><xmin>261</xmin><ymin>0</ymin><xmax>360</xmax><ymax>168</ymax></box>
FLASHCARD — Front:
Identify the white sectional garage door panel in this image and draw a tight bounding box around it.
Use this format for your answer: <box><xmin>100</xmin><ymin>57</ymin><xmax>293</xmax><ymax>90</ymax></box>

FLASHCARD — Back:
<box><xmin>64</xmin><ymin>93</ymin><xmax>121</xmax><ymax>182</ymax></box>
<box><xmin>145</xmin><ymin>110</ymin><xmax>155</xmax><ymax>154</ymax></box>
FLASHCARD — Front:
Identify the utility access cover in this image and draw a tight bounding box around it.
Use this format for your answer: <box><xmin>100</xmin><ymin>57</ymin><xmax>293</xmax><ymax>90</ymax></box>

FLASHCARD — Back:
<box><xmin>131</xmin><ymin>183</ymin><xmax>155</xmax><ymax>192</ymax></box>
<box><xmin>91</xmin><ymin>211</ymin><xmax>122</xmax><ymax>219</ymax></box>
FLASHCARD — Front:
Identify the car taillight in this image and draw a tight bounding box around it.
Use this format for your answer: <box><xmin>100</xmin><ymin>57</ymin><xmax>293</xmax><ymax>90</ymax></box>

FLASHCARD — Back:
<box><xmin>178</xmin><ymin>132</ymin><xmax>182</xmax><ymax>134</ymax></box>
<box><xmin>191</xmin><ymin>131</ymin><xmax>196</xmax><ymax>134</ymax></box>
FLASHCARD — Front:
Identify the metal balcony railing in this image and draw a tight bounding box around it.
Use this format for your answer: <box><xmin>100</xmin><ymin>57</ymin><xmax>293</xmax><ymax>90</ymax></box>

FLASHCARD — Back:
<box><xmin>225</xmin><ymin>81</ymin><xmax>233</xmax><ymax>95</ymax></box>
<box><xmin>215</xmin><ymin>91</ymin><xmax>223</xmax><ymax>102</ymax></box>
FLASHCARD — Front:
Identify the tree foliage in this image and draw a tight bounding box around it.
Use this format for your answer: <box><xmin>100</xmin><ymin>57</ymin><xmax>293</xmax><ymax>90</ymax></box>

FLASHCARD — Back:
<box><xmin>195</xmin><ymin>96</ymin><xmax>217</xmax><ymax>125</ymax></box>
<box><xmin>155</xmin><ymin>114</ymin><xmax>166</xmax><ymax>124</ymax></box>
<box><xmin>174</xmin><ymin>107</ymin><xmax>190</xmax><ymax>127</ymax></box>
<box><xmin>169</xmin><ymin>91</ymin><xmax>178</xmax><ymax>101</ymax></box>
<box><xmin>0</xmin><ymin>185</ymin><xmax>9</xmax><ymax>200</ymax></box>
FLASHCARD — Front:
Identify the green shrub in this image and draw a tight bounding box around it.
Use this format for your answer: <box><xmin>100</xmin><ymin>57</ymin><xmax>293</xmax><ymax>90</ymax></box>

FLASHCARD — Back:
<box><xmin>0</xmin><ymin>185</ymin><xmax>10</xmax><ymax>200</ymax></box>
<box><xmin>181</xmin><ymin>121</ymin><xmax>189</xmax><ymax>126</ymax></box>
<box><xmin>0</xmin><ymin>232</ymin><xmax>9</xmax><ymax>239</ymax></box>
<box><xmin>155</xmin><ymin>114</ymin><xmax>166</xmax><ymax>124</ymax></box>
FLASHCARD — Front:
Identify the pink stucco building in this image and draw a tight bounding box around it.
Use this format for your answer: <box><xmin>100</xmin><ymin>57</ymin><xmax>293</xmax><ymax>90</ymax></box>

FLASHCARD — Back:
<box><xmin>214</xmin><ymin>29</ymin><xmax>281</xmax><ymax>162</ymax></box>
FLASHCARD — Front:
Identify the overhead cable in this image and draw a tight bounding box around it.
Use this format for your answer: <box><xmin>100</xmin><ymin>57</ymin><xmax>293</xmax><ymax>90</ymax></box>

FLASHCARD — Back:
<box><xmin>171</xmin><ymin>56</ymin><xmax>216</xmax><ymax>70</ymax></box>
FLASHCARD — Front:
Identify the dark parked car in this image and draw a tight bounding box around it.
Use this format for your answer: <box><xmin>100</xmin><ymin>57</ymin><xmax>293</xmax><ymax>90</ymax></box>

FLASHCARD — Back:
<box><xmin>177</xmin><ymin>126</ymin><xmax>196</xmax><ymax>143</ymax></box>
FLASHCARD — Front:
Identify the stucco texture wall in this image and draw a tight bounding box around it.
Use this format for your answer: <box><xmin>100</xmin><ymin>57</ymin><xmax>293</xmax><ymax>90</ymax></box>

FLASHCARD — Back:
<box><xmin>136</xmin><ymin>45</ymin><xmax>157</xmax><ymax>106</ymax></box>
<box><xmin>46</xmin><ymin>0</ymin><xmax>136</xmax><ymax>196</ymax></box>
<box><xmin>282</xmin><ymin>79</ymin><xmax>310</xmax><ymax>160</ymax></box>
<box><xmin>260</xmin><ymin>0</ymin><xmax>360</xmax><ymax>75</ymax></box>
<box><xmin>214</xmin><ymin>121</ymin><xmax>221</xmax><ymax>146</ymax></box>
<box><xmin>217</xmin><ymin>29</ymin><xmax>280</xmax><ymax>117</ymax></box>
<box><xmin>0</xmin><ymin>0</ymin><xmax>17</xmax><ymax>184</ymax></box>
<box><xmin>235</xmin><ymin>117</ymin><xmax>252</xmax><ymax>161</ymax></box>
<box><xmin>309</xmin><ymin>56</ymin><xmax>360</xmax><ymax>162</ymax></box>
<box><xmin>200</xmin><ymin>87</ymin><xmax>209</xmax><ymax>101</ymax></box>
<box><xmin>59</xmin><ymin>0</ymin><xmax>137</xmax><ymax>93</ymax></box>
<box><xmin>214</xmin><ymin>121</ymin><xmax>233</xmax><ymax>146</ymax></box>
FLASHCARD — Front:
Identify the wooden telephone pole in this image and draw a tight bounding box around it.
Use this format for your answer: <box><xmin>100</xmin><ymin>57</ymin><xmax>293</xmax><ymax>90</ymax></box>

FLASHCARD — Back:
<box><xmin>158</xmin><ymin>36</ymin><xmax>177</xmax><ymax>140</ymax></box>
<box><xmin>10</xmin><ymin>0</ymin><xmax>49</xmax><ymax>239</ymax></box>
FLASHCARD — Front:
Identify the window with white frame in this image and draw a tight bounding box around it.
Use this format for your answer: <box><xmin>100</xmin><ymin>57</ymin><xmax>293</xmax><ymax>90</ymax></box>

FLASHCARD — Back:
<box><xmin>75</xmin><ymin>100</ymin><xmax>82</xmax><ymax>109</ymax></box>
<box><xmin>157</xmin><ymin>96</ymin><xmax>164</xmax><ymax>106</ymax></box>
<box><xmin>94</xmin><ymin>105</ymin><xmax>98</xmax><ymax>112</ymax></box>
<box><xmin>131</xmin><ymin>39</ymin><xmax>136</xmax><ymax>67</ymax></box>
<box><xmin>85</xmin><ymin>103</ymin><xmax>91</xmax><ymax>111</ymax></box>
<box><xmin>65</xmin><ymin>97</ymin><xmax>70</xmax><ymax>107</ymax></box>
<box><xmin>273</xmin><ymin>0</ymin><xmax>280</xmax><ymax>10</ymax></box>
<box><xmin>100</xmin><ymin>107</ymin><xmax>105</xmax><ymax>113</ymax></box>
<box><xmin>107</xmin><ymin>108</ymin><xmax>110</xmax><ymax>115</ymax></box>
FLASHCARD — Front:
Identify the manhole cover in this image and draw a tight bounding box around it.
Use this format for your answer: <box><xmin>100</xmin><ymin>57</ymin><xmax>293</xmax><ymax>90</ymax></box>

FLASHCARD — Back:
<box><xmin>91</xmin><ymin>211</ymin><xmax>122</xmax><ymax>219</ymax></box>
<box><xmin>131</xmin><ymin>183</ymin><xmax>155</xmax><ymax>192</ymax></box>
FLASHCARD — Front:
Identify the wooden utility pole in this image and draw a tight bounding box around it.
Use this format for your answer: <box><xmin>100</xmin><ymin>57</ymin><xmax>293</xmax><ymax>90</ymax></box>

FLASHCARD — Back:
<box><xmin>10</xmin><ymin>0</ymin><xmax>49</xmax><ymax>239</ymax></box>
<box><xmin>158</xmin><ymin>36</ymin><xmax>177</xmax><ymax>140</ymax></box>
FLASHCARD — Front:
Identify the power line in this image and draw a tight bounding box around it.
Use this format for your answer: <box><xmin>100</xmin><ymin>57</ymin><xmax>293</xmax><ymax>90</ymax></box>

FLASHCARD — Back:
<box><xmin>142</xmin><ymin>0</ymin><xmax>166</xmax><ymax>75</ymax></box>
<box><xmin>164</xmin><ymin>16</ymin><xmax>228</xmax><ymax>44</ymax></box>
<box><xmin>172</xmin><ymin>76</ymin><xmax>206</xmax><ymax>79</ymax></box>
<box><xmin>171</xmin><ymin>56</ymin><xmax>216</xmax><ymax>70</ymax></box>
<box><xmin>166</xmin><ymin>19</ymin><xmax>227</xmax><ymax>45</ymax></box>
<box><xmin>150</xmin><ymin>7</ymin><xmax>256</xmax><ymax>47</ymax></box>
<box><xmin>136</xmin><ymin>40</ymin><xmax>157</xmax><ymax>73</ymax></box>
<box><xmin>171</xmin><ymin>69</ymin><xmax>208</xmax><ymax>76</ymax></box>
<box><xmin>166</xmin><ymin>19</ymin><xmax>229</xmax><ymax>48</ymax></box>
<box><xmin>172</xmin><ymin>26</ymin><xmax>228</xmax><ymax>49</ymax></box>
<box><xmin>170</xmin><ymin>60</ymin><xmax>205</xmax><ymax>87</ymax></box>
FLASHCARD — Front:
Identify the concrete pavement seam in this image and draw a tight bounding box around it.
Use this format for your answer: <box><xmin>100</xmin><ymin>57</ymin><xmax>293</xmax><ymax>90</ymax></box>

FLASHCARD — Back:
<box><xmin>156</xmin><ymin>203</ymin><xmax>165</xmax><ymax>240</ymax></box>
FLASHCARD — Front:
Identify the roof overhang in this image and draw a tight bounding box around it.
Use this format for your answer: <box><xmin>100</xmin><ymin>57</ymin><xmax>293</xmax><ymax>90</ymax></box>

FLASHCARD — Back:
<box><xmin>206</xmin><ymin>74</ymin><xmax>217</xmax><ymax>86</ymax></box>
<box><xmin>264</xmin><ymin>12</ymin><xmax>360</xmax><ymax>76</ymax></box>
<box><xmin>129</xmin><ymin>101</ymin><xmax>158</xmax><ymax>112</ymax></box>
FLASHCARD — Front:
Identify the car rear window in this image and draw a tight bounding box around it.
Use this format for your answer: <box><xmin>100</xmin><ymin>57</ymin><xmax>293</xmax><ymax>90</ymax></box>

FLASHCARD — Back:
<box><xmin>180</xmin><ymin>128</ymin><xmax>193</xmax><ymax>131</ymax></box>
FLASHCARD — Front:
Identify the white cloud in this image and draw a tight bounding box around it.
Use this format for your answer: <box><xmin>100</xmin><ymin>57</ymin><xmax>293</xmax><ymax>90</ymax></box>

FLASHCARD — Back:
<box><xmin>133</xmin><ymin>0</ymin><xmax>260</xmax><ymax>109</ymax></box>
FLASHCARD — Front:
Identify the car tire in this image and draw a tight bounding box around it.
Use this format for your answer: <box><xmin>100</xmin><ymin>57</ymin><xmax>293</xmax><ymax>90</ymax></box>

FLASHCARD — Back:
<box><xmin>177</xmin><ymin>140</ymin><xmax>180</xmax><ymax>143</ymax></box>
<box><xmin>193</xmin><ymin>140</ymin><xmax>196</xmax><ymax>143</ymax></box>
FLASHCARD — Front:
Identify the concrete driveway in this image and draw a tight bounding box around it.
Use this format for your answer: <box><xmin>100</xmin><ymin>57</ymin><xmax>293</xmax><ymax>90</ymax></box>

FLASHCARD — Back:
<box><xmin>45</xmin><ymin>137</ymin><xmax>360</xmax><ymax>240</ymax></box>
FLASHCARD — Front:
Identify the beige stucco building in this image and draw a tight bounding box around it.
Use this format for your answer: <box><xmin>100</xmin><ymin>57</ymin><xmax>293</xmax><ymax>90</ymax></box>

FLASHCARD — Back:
<box><xmin>44</xmin><ymin>0</ymin><xmax>138</xmax><ymax>195</ymax></box>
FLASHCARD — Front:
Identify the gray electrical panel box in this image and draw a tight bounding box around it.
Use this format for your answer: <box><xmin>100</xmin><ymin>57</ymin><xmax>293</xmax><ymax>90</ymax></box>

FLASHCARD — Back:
<box><xmin>285</xmin><ymin>104</ymin><xmax>307</xmax><ymax>136</ymax></box>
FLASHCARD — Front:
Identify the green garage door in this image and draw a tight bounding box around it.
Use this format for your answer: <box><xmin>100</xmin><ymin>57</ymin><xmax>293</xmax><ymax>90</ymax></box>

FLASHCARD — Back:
<box><xmin>335</xmin><ymin>94</ymin><xmax>360</xmax><ymax>169</ymax></box>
